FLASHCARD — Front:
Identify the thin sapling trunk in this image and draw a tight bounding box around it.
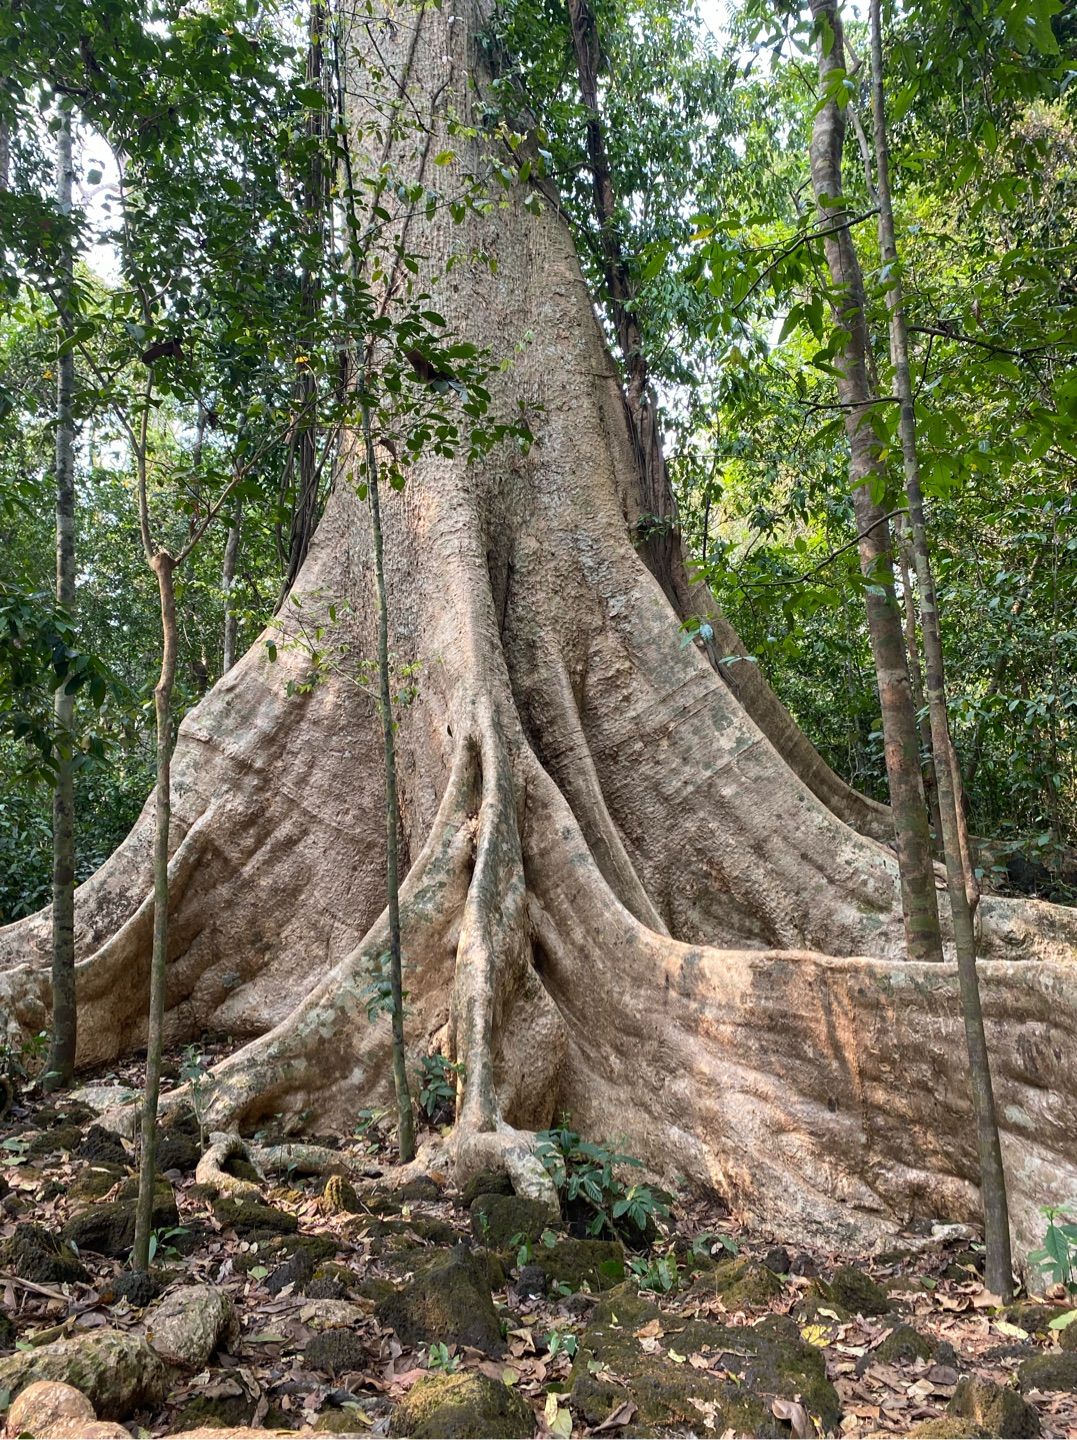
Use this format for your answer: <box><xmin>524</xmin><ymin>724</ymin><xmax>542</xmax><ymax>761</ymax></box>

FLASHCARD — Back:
<box><xmin>362</xmin><ymin>396</ymin><xmax>415</xmax><ymax>1164</ymax></box>
<box><xmin>46</xmin><ymin>111</ymin><xmax>77</xmax><ymax>1091</ymax></box>
<box><xmin>868</xmin><ymin>0</ymin><xmax>1012</xmax><ymax>1298</ymax></box>
<box><xmin>222</xmin><ymin>495</ymin><xmax>242</xmax><ymax>673</ymax></box>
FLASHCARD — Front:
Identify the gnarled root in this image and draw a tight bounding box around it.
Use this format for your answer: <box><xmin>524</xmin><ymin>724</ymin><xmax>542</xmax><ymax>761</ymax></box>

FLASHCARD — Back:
<box><xmin>195</xmin><ymin>1132</ymin><xmax>265</xmax><ymax>1200</ymax></box>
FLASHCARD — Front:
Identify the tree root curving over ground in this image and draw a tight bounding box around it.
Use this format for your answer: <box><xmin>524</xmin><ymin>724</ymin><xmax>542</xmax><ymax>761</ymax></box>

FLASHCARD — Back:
<box><xmin>1</xmin><ymin>0</ymin><xmax>1074</xmax><ymax>1263</ymax></box>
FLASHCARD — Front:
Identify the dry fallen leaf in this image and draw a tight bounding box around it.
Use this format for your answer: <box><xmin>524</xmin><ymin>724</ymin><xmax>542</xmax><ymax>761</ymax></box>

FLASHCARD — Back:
<box><xmin>591</xmin><ymin>1400</ymin><xmax>637</xmax><ymax>1432</ymax></box>
<box><xmin>771</xmin><ymin>1396</ymin><xmax>814</xmax><ymax>1438</ymax></box>
<box><xmin>634</xmin><ymin>1318</ymin><xmax>663</xmax><ymax>1339</ymax></box>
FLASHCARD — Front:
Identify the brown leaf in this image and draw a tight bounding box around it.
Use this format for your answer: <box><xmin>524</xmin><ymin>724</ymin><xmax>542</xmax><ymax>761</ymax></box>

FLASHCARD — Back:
<box><xmin>591</xmin><ymin>1400</ymin><xmax>638</xmax><ymax>1433</ymax></box>
<box><xmin>634</xmin><ymin>1318</ymin><xmax>663</xmax><ymax>1338</ymax></box>
<box><xmin>771</xmin><ymin>1397</ymin><xmax>814</xmax><ymax>1438</ymax></box>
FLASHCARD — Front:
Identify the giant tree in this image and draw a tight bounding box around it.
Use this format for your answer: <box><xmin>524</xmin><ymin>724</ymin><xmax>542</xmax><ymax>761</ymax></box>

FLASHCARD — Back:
<box><xmin>0</xmin><ymin>0</ymin><xmax>1075</xmax><ymax>1258</ymax></box>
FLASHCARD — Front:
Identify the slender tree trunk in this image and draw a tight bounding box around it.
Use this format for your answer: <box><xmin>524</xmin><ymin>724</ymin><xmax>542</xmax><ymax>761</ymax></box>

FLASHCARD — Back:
<box><xmin>362</xmin><ymin>397</ymin><xmax>415</xmax><ymax>1164</ymax></box>
<box><xmin>808</xmin><ymin>0</ymin><xmax>942</xmax><ymax>964</ymax></box>
<box><xmin>869</xmin><ymin>0</ymin><xmax>1012</xmax><ymax>1298</ymax></box>
<box><xmin>45</xmin><ymin>112</ymin><xmax>77</xmax><ymax>1092</ymax></box>
<box><xmin>896</xmin><ymin>521</ymin><xmax>942</xmax><ymax>844</ymax></box>
<box><xmin>221</xmin><ymin>495</ymin><xmax>242</xmax><ymax>674</ymax></box>
<box><xmin>133</xmin><ymin>550</ymin><xmax>178</xmax><ymax>1271</ymax></box>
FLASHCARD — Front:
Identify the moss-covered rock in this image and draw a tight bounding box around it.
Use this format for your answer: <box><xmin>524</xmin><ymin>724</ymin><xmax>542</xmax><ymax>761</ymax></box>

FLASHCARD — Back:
<box><xmin>0</xmin><ymin>1309</ymin><xmax>15</xmax><ymax>1350</ymax></box>
<box><xmin>0</xmin><ymin>1328</ymin><xmax>167</xmax><ymax>1419</ymax></box>
<box><xmin>157</xmin><ymin>1130</ymin><xmax>200</xmax><ymax>1174</ymax></box>
<box><xmin>461</xmin><ymin>1170</ymin><xmax>514</xmax><ymax>1207</ymax></box>
<box><xmin>69</xmin><ymin>1164</ymin><xmax>124</xmax><ymax>1201</ymax></box>
<box><xmin>356</xmin><ymin>1275</ymin><xmax>400</xmax><ymax>1305</ymax></box>
<box><xmin>358</xmin><ymin>1214</ymin><xmax>460</xmax><ymax>1246</ymax></box>
<box><xmin>304</xmin><ymin>1327</ymin><xmax>369</xmax><ymax>1376</ymax></box>
<box><xmin>27</xmin><ymin>1123</ymin><xmax>83</xmax><ymax>1158</ymax></box>
<box><xmin>1061</xmin><ymin>1316</ymin><xmax>1077</xmax><ymax>1352</ymax></box>
<box><xmin>873</xmin><ymin>1323</ymin><xmax>935</xmax><ymax>1366</ymax></box>
<box><xmin>232</xmin><ymin>1231</ymin><xmax>337</xmax><ymax>1274</ymax></box>
<box><xmin>146</xmin><ymin>1284</ymin><xmax>238</xmax><ymax>1370</ymax></box>
<box><xmin>1001</xmin><ymin>1301</ymin><xmax>1073</xmax><ymax>1336</ymax></box>
<box><xmin>322</xmin><ymin>1174</ymin><xmax>360</xmax><ymax>1213</ymax></box>
<box><xmin>265</xmin><ymin>1247</ymin><xmax>314</xmax><ymax>1296</ymax></box>
<box><xmin>112</xmin><ymin>1269</ymin><xmax>164</xmax><ymax>1308</ymax></box>
<box><xmin>949</xmin><ymin>1376</ymin><xmax>1041</xmax><ymax>1437</ymax></box>
<box><xmin>470</xmin><ymin>1193</ymin><xmax>557</xmax><ymax>1249</ymax></box>
<box><xmin>811</xmin><ymin>1264</ymin><xmax>890</xmax><ymax>1317</ymax></box>
<box><xmin>2</xmin><ymin>1223</ymin><xmax>86</xmax><ymax>1284</ymax></box>
<box><xmin>172</xmin><ymin>1391</ymin><xmax>254</xmax><ymax>1430</ymax></box>
<box><xmin>1016</xmin><ymin>1351</ymin><xmax>1077</xmax><ymax>1392</ymax></box>
<box><xmin>389</xmin><ymin>1371</ymin><xmax>533</xmax><ymax>1438</ymax></box>
<box><xmin>211</xmin><ymin>1196</ymin><xmax>297</xmax><ymax>1239</ymax></box>
<box><xmin>77</xmin><ymin>1124</ymin><xmax>128</xmax><ymax>1167</ymax></box>
<box><xmin>396</xmin><ymin>1175</ymin><xmax>444</xmax><ymax>1203</ymax></box>
<box><xmin>62</xmin><ymin>1182</ymin><xmax>178</xmax><ymax>1258</ymax></box>
<box><xmin>693</xmin><ymin>1258</ymin><xmax>783</xmax><ymax>1309</ymax></box>
<box><xmin>910</xmin><ymin>1419</ymin><xmax>990</xmax><ymax>1438</ymax></box>
<box><xmin>314</xmin><ymin>1405</ymin><xmax>380</xmax><ymax>1433</ymax></box>
<box><xmin>532</xmin><ymin>1237</ymin><xmax>624</xmax><ymax>1293</ymax></box>
<box><xmin>376</xmin><ymin>1245</ymin><xmax>505</xmax><ymax>1356</ymax></box>
<box><xmin>570</xmin><ymin>1293</ymin><xmax>841</xmax><ymax>1435</ymax></box>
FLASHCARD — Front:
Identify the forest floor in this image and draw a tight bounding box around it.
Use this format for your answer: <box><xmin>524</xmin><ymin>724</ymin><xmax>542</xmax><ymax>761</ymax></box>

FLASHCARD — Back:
<box><xmin>0</xmin><ymin>1042</ymin><xmax>1075</xmax><ymax>1439</ymax></box>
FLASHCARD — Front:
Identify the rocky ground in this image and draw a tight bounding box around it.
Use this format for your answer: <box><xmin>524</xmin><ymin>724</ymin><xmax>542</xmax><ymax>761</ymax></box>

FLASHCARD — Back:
<box><xmin>0</xmin><ymin>1044</ymin><xmax>1075</xmax><ymax>1439</ymax></box>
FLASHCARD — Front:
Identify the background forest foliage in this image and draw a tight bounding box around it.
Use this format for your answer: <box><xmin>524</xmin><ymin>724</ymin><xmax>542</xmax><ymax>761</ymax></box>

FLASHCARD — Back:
<box><xmin>1</xmin><ymin>0</ymin><xmax>1074</xmax><ymax>926</ymax></box>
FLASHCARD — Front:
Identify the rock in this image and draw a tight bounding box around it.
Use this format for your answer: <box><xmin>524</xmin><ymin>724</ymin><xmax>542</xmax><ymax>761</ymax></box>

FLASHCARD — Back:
<box><xmin>315</xmin><ymin>1407</ymin><xmax>379</xmax><ymax>1433</ymax></box>
<box><xmin>790</xmin><ymin>1252</ymin><xmax>818</xmax><ymax>1277</ymax></box>
<box><xmin>1016</xmin><ymin>1351</ymin><xmax>1077</xmax><ymax>1392</ymax></box>
<box><xmin>305</xmin><ymin>1328</ymin><xmax>370</xmax><ymax>1376</ymax></box>
<box><xmin>299</xmin><ymin>1300</ymin><xmax>374</xmax><ymax>1331</ymax></box>
<box><xmin>265</xmin><ymin>1248</ymin><xmax>315</xmax><ymax>1296</ymax></box>
<box><xmin>212</xmin><ymin>1195</ymin><xmax>298</xmax><ymax>1239</ymax></box>
<box><xmin>1001</xmin><ymin>1300</ymin><xmax>1072</xmax><ymax>1335</ymax></box>
<box><xmin>461</xmin><ymin>1169</ymin><xmax>514</xmax><ymax>1207</ymax></box>
<box><xmin>70</xmin><ymin>1084</ymin><xmax>140</xmax><ymax>1113</ymax></box>
<box><xmin>1062</xmin><ymin>1317</ymin><xmax>1077</xmax><ymax>1352</ymax></box>
<box><xmin>531</xmin><ymin>1237</ymin><xmax>624</xmax><ymax>1292</ymax></box>
<box><xmin>873</xmin><ymin>1323</ymin><xmax>935</xmax><ymax>1366</ymax></box>
<box><xmin>949</xmin><ymin>1376</ymin><xmax>1041</xmax><ymax>1438</ymax></box>
<box><xmin>145</xmin><ymin>1284</ymin><xmax>238</xmax><ymax>1369</ymax></box>
<box><xmin>112</xmin><ymin>1269</ymin><xmax>164</xmax><ymax>1308</ymax></box>
<box><xmin>811</xmin><ymin>1264</ymin><xmax>890</xmax><ymax>1316</ymax></box>
<box><xmin>7</xmin><ymin>1381</ymin><xmax>130</xmax><ymax>1439</ymax></box>
<box><xmin>0</xmin><ymin>1328</ymin><xmax>168</xmax><ymax>1419</ymax></box>
<box><xmin>911</xmin><ymin>1420</ymin><xmax>991</xmax><ymax>1438</ymax></box>
<box><xmin>322</xmin><ymin>1174</ymin><xmax>360</xmax><ymax>1213</ymax></box>
<box><xmin>305</xmin><ymin>1273</ymin><xmax>348</xmax><ymax>1300</ymax></box>
<box><xmin>695</xmin><ymin>1257</ymin><xmax>783</xmax><ymax>1309</ymax></box>
<box><xmin>470</xmin><ymin>1193</ymin><xmax>556</xmax><ymax>1250</ymax></box>
<box><xmin>763</xmin><ymin>1246</ymin><xmax>791</xmax><ymax>1274</ymax></box>
<box><xmin>157</xmin><ymin>1128</ymin><xmax>201</xmax><ymax>1174</ymax></box>
<box><xmin>390</xmin><ymin>1371</ymin><xmax>534</xmax><ymax>1438</ymax></box>
<box><xmin>376</xmin><ymin>1245</ymin><xmax>505</xmax><ymax>1355</ymax></box>
<box><xmin>0</xmin><ymin>1308</ymin><xmax>14</xmax><ymax>1350</ymax></box>
<box><xmin>570</xmin><ymin>1292</ymin><xmax>840</xmax><ymax>1433</ymax></box>
<box><xmin>2</xmin><ymin>1223</ymin><xmax>86</xmax><ymax>1284</ymax></box>
<box><xmin>77</xmin><ymin>1125</ymin><xmax>129</xmax><ymax>1168</ymax></box>
<box><xmin>514</xmin><ymin>1263</ymin><xmax>548</xmax><ymax>1299</ymax></box>
<box><xmin>70</xmin><ymin>1165</ymin><xmax>124</xmax><ymax>1201</ymax></box>
<box><xmin>233</xmin><ymin>1231</ymin><xmax>337</xmax><ymax>1273</ymax></box>
<box><xmin>62</xmin><ymin>1182</ymin><xmax>177</xmax><ymax>1258</ymax></box>
<box><xmin>395</xmin><ymin>1174</ymin><xmax>444</xmax><ymax>1203</ymax></box>
<box><xmin>27</xmin><ymin>1124</ymin><xmax>83</xmax><ymax>1158</ymax></box>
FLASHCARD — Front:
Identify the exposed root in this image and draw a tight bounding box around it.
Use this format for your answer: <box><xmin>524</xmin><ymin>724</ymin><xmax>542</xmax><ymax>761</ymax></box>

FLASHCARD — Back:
<box><xmin>255</xmin><ymin>1143</ymin><xmax>353</xmax><ymax>1179</ymax></box>
<box><xmin>195</xmin><ymin>1132</ymin><xmax>264</xmax><ymax>1200</ymax></box>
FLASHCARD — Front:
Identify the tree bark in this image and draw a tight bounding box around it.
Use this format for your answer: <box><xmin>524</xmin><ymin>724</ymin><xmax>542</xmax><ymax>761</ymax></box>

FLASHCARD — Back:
<box><xmin>0</xmin><ymin>0</ymin><xmax>1073</xmax><ymax>1267</ymax></box>
<box><xmin>132</xmin><ymin>550</ymin><xmax>178</xmax><ymax>1272</ymax></box>
<box><xmin>869</xmin><ymin>0</ymin><xmax>1012</xmax><ymax>1298</ymax></box>
<box><xmin>896</xmin><ymin>520</ymin><xmax>942</xmax><ymax>844</ymax></box>
<box><xmin>45</xmin><ymin>111</ymin><xmax>77</xmax><ymax>1092</ymax></box>
<box><xmin>807</xmin><ymin>0</ymin><xmax>942</xmax><ymax>964</ymax></box>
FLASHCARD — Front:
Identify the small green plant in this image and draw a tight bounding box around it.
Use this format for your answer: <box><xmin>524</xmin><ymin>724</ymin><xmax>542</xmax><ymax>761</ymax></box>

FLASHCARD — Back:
<box><xmin>535</xmin><ymin>1121</ymin><xmax>672</xmax><ymax>1244</ymax></box>
<box><xmin>545</xmin><ymin>1328</ymin><xmax>578</xmax><ymax>1359</ymax></box>
<box><xmin>628</xmin><ymin>1253</ymin><xmax>679</xmax><ymax>1294</ymax></box>
<box><xmin>179</xmin><ymin>1044</ymin><xmax>209</xmax><ymax>1150</ymax></box>
<box><xmin>1030</xmin><ymin>1203</ymin><xmax>1077</xmax><ymax>1292</ymax></box>
<box><xmin>418</xmin><ymin>1053</ymin><xmax>463</xmax><ymax>1123</ymax></box>
<box><xmin>693</xmin><ymin>1231</ymin><xmax>739</xmax><ymax>1261</ymax></box>
<box><xmin>427</xmin><ymin>1341</ymin><xmax>460</xmax><ymax>1373</ymax></box>
<box><xmin>147</xmin><ymin>1224</ymin><xmax>188</xmax><ymax>1263</ymax></box>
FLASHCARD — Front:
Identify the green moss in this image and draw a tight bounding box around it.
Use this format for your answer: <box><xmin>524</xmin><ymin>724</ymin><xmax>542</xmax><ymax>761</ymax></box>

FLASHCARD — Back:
<box><xmin>376</xmin><ymin>1245</ymin><xmax>505</xmax><ymax>1356</ymax></box>
<box><xmin>305</xmin><ymin>1328</ymin><xmax>369</xmax><ymax>1376</ymax></box>
<box><xmin>389</xmin><ymin>1371</ymin><xmax>533</xmax><ymax>1438</ymax></box>
<box><xmin>534</xmin><ymin>1237</ymin><xmax>624</xmax><ymax>1293</ymax></box>
<box><xmin>27</xmin><ymin>1123</ymin><xmax>83</xmax><ymax>1158</ymax></box>
<box><xmin>1016</xmin><ymin>1351</ymin><xmax>1077</xmax><ymax>1393</ymax></box>
<box><xmin>211</xmin><ymin>1196</ymin><xmax>298</xmax><ymax>1238</ymax></box>
<box><xmin>62</xmin><ymin>1183</ymin><xmax>178</xmax><ymax>1258</ymax></box>
<box><xmin>1002</xmin><ymin>1301</ymin><xmax>1072</xmax><ymax>1335</ymax></box>
<box><xmin>2</xmin><ymin>1223</ymin><xmax>86</xmax><ymax>1284</ymax></box>
<box><xmin>470</xmin><ymin>1193</ymin><xmax>557</xmax><ymax>1249</ymax></box>
<box><xmin>570</xmin><ymin>1296</ymin><xmax>841</xmax><ymax>1435</ymax></box>
<box><xmin>314</xmin><ymin>1406</ymin><xmax>379</xmax><ymax>1433</ymax></box>
<box><xmin>0</xmin><ymin>1310</ymin><xmax>15</xmax><ymax>1351</ymax></box>
<box><xmin>69</xmin><ymin>1164</ymin><xmax>124</xmax><ymax>1201</ymax></box>
<box><xmin>396</xmin><ymin>1175</ymin><xmax>444</xmax><ymax>1203</ymax></box>
<box><xmin>358</xmin><ymin>1214</ymin><xmax>460</xmax><ymax>1246</ymax></box>
<box><xmin>874</xmin><ymin>1323</ymin><xmax>935</xmax><ymax>1365</ymax></box>
<box><xmin>174</xmin><ymin>1393</ymin><xmax>253</xmax><ymax>1431</ymax></box>
<box><xmin>812</xmin><ymin>1265</ymin><xmax>890</xmax><ymax>1317</ymax></box>
<box><xmin>950</xmin><ymin>1376</ymin><xmax>1041</xmax><ymax>1437</ymax></box>
<box><xmin>461</xmin><ymin>1170</ymin><xmax>513</xmax><ymax>1207</ymax></box>
<box><xmin>701</xmin><ymin>1258</ymin><xmax>783</xmax><ymax>1309</ymax></box>
<box><xmin>910</xmin><ymin>1419</ymin><xmax>991</xmax><ymax>1438</ymax></box>
<box><xmin>322</xmin><ymin>1175</ymin><xmax>360</xmax><ymax>1213</ymax></box>
<box><xmin>233</xmin><ymin>1232</ymin><xmax>337</xmax><ymax>1273</ymax></box>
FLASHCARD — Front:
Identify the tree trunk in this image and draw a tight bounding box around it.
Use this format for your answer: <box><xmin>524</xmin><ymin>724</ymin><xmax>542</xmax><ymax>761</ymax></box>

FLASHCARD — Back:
<box><xmin>807</xmin><ymin>0</ymin><xmax>942</xmax><ymax>965</ymax></box>
<box><xmin>896</xmin><ymin>521</ymin><xmax>942</xmax><ymax>844</ymax></box>
<box><xmin>0</xmin><ymin>0</ymin><xmax>1074</xmax><ymax>1263</ymax></box>
<box><xmin>221</xmin><ymin>496</ymin><xmax>242</xmax><ymax>674</ymax></box>
<box><xmin>132</xmin><ymin>550</ymin><xmax>177</xmax><ymax>1272</ymax></box>
<box><xmin>362</xmin><ymin>396</ymin><xmax>415</xmax><ymax>1164</ymax></box>
<box><xmin>45</xmin><ymin>112</ymin><xmax>77</xmax><ymax>1092</ymax></box>
<box><xmin>868</xmin><ymin>0</ymin><xmax>1013</xmax><ymax>1298</ymax></box>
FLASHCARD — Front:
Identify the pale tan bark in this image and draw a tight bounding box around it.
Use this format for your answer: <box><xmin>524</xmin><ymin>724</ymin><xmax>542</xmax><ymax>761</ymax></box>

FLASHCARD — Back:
<box><xmin>0</xmin><ymin>1</ymin><xmax>1073</xmax><ymax>1265</ymax></box>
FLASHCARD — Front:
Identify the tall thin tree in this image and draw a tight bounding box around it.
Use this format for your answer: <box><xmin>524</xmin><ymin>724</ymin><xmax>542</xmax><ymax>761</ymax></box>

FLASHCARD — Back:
<box><xmin>868</xmin><ymin>0</ymin><xmax>1012</xmax><ymax>1297</ymax></box>
<box><xmin>45</xmin><ymin>109</ymin><xmax>77</xmax><ymax>1091</ymax></box>
<box><xmin>807</xmin><ymin>0</ymin><xmax>943</xmax><ymax>964</ymax></box>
